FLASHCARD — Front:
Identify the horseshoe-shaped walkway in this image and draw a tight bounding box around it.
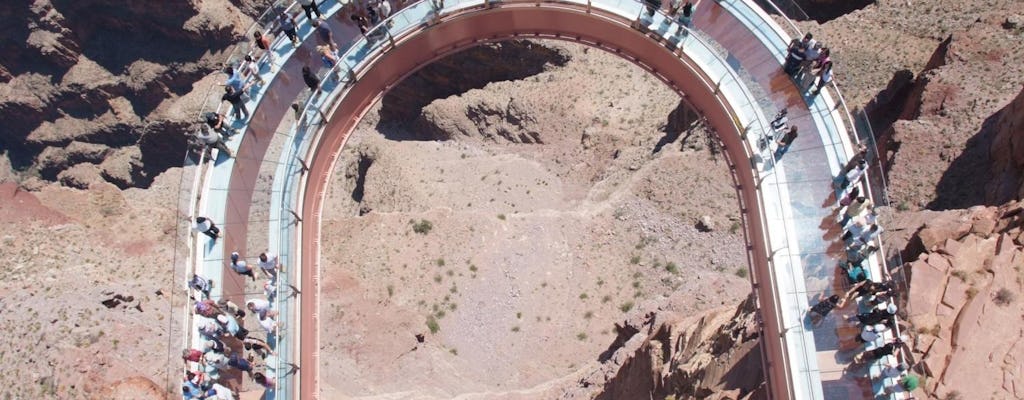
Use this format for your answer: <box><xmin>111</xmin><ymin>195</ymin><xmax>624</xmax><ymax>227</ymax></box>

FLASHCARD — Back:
<box><xmin>178</xmin><ymin>0</ymin><xmax>905</xmax><ymax>399</ymax></box>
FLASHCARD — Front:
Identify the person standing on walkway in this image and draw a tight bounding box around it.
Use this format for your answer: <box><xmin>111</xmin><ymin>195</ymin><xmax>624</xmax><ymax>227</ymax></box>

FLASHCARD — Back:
<box><xmin>836</xmin><ymin>159</ymin><xmax>867</xmax><ymax>190</ymax></box>
<box><xmin>189</xmin><ymin>273</ymin><xmax>214</xmax><ymax>299</ymax></box>
<box><xmin>242</xmin><ymin>55</ymin><xmax>264</xmax><ymax>86</ymax></box>
<box><xmin>247</xmin><ymin>298</ymin><xmax>278</xmax><ymax>319</ymax></box>
<box><xmin>302</xmin><ymin>65</ymin><xmax>321</xmax><ymax>93</ymax></box>
<box><xmin>774</xmin><ymin>125</ymin><xmax>798</xmax><ymax>159</ymax></box>
<box><xmin>673</xmin><ymin>1</ymin><xmax>696</xmax><ymax>36</ymax></box>
<box><xmin>230</xmin><ymin>252</ymin><xmax>257</xmax><ymax>281</ymax></box>
<box><xmin>379</xmin><ymin>0</ymin><xmax>393</xmax><ymax>24</ymax></box>
<box><xmin>192</xmin><ymin>217</ymin><xmax>222</xmax><ymax>241</ymax></box>
<box><xmin>278</xmin><ymin>11</ymin><xmax>301</xmax><ymax>46</ymax></box>
<box><xmin>840</xmin><ymin>196</ymin><xmax>873</xmax><ymax>226</ymax></box>
<box><xmin>842</xmin><ymin>144</ymin><xmax>868</xmax><ymax>174</ymax></box>
<box><xmin>311</xmin><ymin>20</ymin><xmax>338</xmax><ymax>52</ymax></box>
<box><xmin>298</xmin><ymin>0</ymin><xmax>323</xmax><ymax>22</ymax></box>
<box><xmin>223</xmin><ymin>66</ymin><xmax>245</xmax><ymax>92</ymax></box>
<box><xmin>783</xmin><ymin>36</ymin><xmax>806</xmax><ymax>76</ymax></box>
<box><xmin>252</xmin><ymin>30</ymin><xmax>276</xmax><ymax>66</ymax></box>
<box><xmin>257</xmin><ymin>252</ymin><xmax>280</xmax><ymax>280</ymax></box>
<box><xmin>195</xmin><ymin>125</ymin><xmax>233</xmax><ymax>159</ymax></box>
<box><xmin>222</xmin><ymin>85</ymin><xmax>250</xmax><ymax>122</ymax></box>
<box><xmin>812</xmin><ymin>60</ymin><xmax>833</xmax><ymax>95</ymax></box>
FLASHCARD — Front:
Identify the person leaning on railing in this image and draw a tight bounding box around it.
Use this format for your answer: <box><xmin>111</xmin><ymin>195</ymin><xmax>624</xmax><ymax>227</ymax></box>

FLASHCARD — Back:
<box><xmin>195</xmin><ymin>125</ymin><xmax>234</xmax><ymax>159</ymax></box>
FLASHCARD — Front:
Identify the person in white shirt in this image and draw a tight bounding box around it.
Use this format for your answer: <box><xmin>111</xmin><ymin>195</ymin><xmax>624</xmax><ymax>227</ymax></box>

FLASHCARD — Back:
<box><xmin>257</xmin><ymin>252</ymin><xmax>279</xmax><ymax>280</ymax></box>
<box><xmin>191</xmin><ymin>217</ymin><xmax>221</xmax><ymax>240</ymax></box>
<box><xmin>195</xmin><ymin>125</ymin><xmax>233</xmax><ymax>159</ymax></box>
<box><xmin>247</xmin><ymin>299</ymin><xmax>277</xmax><ymax>319</ymax></box>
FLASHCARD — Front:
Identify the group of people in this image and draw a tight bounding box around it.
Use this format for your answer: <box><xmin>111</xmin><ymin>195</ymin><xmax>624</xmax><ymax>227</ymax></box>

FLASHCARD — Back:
<box><xmin>784</xmin><ymin>32</ymin><xmax>834</xmax><ymax>95</ymax></box>
<box><xmin>639</xmin><ymin>0</ymin><xmax>699</xmax><ymax>36</ymax></box>
<box><xmin>803</xmin><ymin>146</ymin><xmax>919</xmax><ymax>394</ymax></box>
<box><xmin>184</xmin><ymin>244</ymin><xmax>291</xmax><ymax>399</ymax></box>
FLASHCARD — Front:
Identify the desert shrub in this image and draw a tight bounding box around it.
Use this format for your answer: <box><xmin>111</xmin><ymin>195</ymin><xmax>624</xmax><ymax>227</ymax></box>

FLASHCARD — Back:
<box><xmin>412</xmin><ymin>219</ymin><xmax>433</xmax><ymax>234</ymax></box>
<box><xmin>994</xmin><ymin>288</ymin><xmax>1016</xmax><ymax>306</ymax></box>
<box><xmin>426</xmin><ymin>316</ymin><xmax>440</xmax><ymax>334</ymax></box>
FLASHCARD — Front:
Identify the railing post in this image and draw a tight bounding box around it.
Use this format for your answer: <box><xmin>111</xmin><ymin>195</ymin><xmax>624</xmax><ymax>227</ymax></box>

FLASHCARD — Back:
<box><xmin>297</xmin><ymin>157</ymin><xmax>310</xmax><ymax>175</ymax></box>
<box><xmin>289</xmin><ymin>209</ymin><xmax>302</xmax><ymax>224</ymax></box>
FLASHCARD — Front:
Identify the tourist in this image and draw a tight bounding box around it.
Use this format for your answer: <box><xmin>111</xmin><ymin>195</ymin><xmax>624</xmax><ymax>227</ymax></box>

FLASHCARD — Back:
<box><xmin>854</xmin><ymin>335</ymin><xmax>906</xmax><ymax>363</ymax></box>
<box><xmin>253</xmin><ymin>372</ymin><xmax>276</xmax><ymax>389</ymax></box>
<box><xmin>230</xmin><ymin>252</ymin><xmax>257</xmax><ymax>281</ymax></box>
<box><xmin>351</xmin><ymin>14</ymin><xmax>371</xmax><ymax>38</ymax></box>
<box><xmin>199</xmin><ymin>318</ymin><xmax>224</xmax><ymax>339</ymax></box>
<box><xmin>192</xmin><ymin>216</ymin><xmax>222</xmax><ymax>241</ymax></box>
<box><xmin>195</xmin><ymin>299</ymin><xmax>224</xmax><ymax>318</ymax></box>
<box><xmin>302</xmin><ymin>66</ymin><xmax>321</xmax><ymax>93</ymax></box>
<box><xmin>848</xmin><ymin>302</ymin><xmax>898</xmax><ymax>326</ymax></box>
<box><xmin>318</xmin><ymin>44</ymin><xmax>338</xmax><ymax>70</ymax></box>
<box><xmin>242</xmin><ymin>55</ymin><xmax>264</xmax><ymax>86</ymax></box>
<box><xmin>204</xmin><ymin>350</ymin><xmax>230</xmax><ymax>371</ymax></box>
<box><xmin>807</xmin><ymin>293</ymin><xmax>845</xmax><ymax>326</ymax></box>
<box><xmin>641</xmin><ymin>0</ymin><xmax>660</xmax><ymax>18</ymax></box>
<box><xmin>875</xmin><ymin>360</ymin><xmax>909</xmax><ymax>379</ymax></box>
<box><xmin>189</xmin><ymin>274</ymin><xmax>214</xmax><ymax>299</ymax></box>
<box><xmin>842</xmin><ymin>144</ymin><xmax>869</xmax><ymax>174</ymax></box>
<box><xmin>774</xmin><ymin>125</ymin><xmax>798</xmax><ymax>159</ymax></box>
<box><xmin>783</xmin><ymin>36</ymin><xmax>807</xmax><ymax>76</ymax></box>
<box><xmin>216</xmin><ymin>314</ymin><xmax>243</xmax><ymax>338</ymax></box>
<box><xmin>244</xmin><ymin>336</ymin><xmax>276</xmax><ymax>359</ymax></box>
<box><xmin>379</xmin><ymin>0</ymin><xmax>392</xmax><ymax>22</ymax></box>
<box><xmin>247</xmin><ymin>298</ymin><xmax>278</xmax><ymax>319</ymax></box>
<box><xmin>257</xmin><ymin>252</ymin><xmax>280</xmax><ymax>280</ymax></box>
<box><xmin>298</xmin><ymin>0</ymin><xmax>323</xmax><ymax>21</ymax></box>
<box><xmin>217</xmin><ymin>298</ymin><xmax>246</xmax><ymax>319</ymax></box>
<box><xmin>204</xmin><ymin>111</ymin><xmax>234</xmax><ymax>138</ymax></box>
<box><xmin>858</xmin><ymin>323</ymin><xmax>890</xmax><ymax>343</ymax></box>
<box><xmin>204</xmin><ymin>338</ymin><xmax>227</xmax><ymax>355</ymax></box>
<box><xmin>259</xmin><ymin>313</ymin><xmax>282</xmax><ymax>335</ymax></box>
<box><xmin>196</xmin><ymin>126</ymin><xmax>233</xmax><ymax>159</ymax></box>
<box><xmin>222</xmin><ymin>85</ymin><xmax>250</xmax><ymax>122</ymax></box>
<box><xmin>673</xmin><ymin>1</ymin><xmax>696</xmax><ymax>36</ymax></box>
<box><xmin>228</xmin><ymin>353</ymin><xmax>255</xmax><ymax>377</ymax></box>
<box><xmin>312</xmin><ymin>20</ymin><xmax>338</xmax><ymax>52</ymax></box>
<box><xmin>182</xmin><ymin>348</ymin><xmax>205</xmax><ymax>363</ymax></box>
<box><xmin>815</xmin><ymin>47</ymin><xmax>831</xmax><ymax>69</ymax></box>
<box><xmin>205</xmin><ymin>383</ymin><xmax>237</xmax><ymax>400</ymax></box>
<box><xmin>253</xmin><ymin>30</ymin><xmax>276</xmax><ymax>65</ymax></box>
<box><xmin>840</xmin><ymin>196</ymin><xmax>873</xmax><ymax>226</ymax></box>
<box><xmin>278</xmin><ymin>11</ymin><xmax>300</xmax><ymax>46</ymax></box>
<box><xmin>886</xmin><ymin>373</ymin><xmax>919</xmax><ymax>394</ymax></box>
<box><xmin>812</xmin><ymin>60</ymin><xmax>833</xmax><ymax>95</ymax></box>
<box><xmin>836</xmin><ymin>160</ymin><xmax>867</xmax><ymax>190</ymax></box>
<box><xmin>800</xmin><ymin>42</ymin><xmax>823</xmax><ymax>85</ymax></box>
<box><xmin>858</xmin><ymin>224</ymin><xmax>883</xmax><ymax>245</ymax></box>
<box><xmin>223</xmin><ymin>66</ymin><xmax>245</xmax><ymax>92</ymax></box>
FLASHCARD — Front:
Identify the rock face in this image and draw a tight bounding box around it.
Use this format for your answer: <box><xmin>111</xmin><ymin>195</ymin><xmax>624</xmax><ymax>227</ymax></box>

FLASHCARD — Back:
<box><xmin>565</xmin><ymin>296</ymin><xmax>765</xmax><ymax>400</ymax></box>
<box><xmin>886</xmin><ymin>202</ymin><xmax>1024</xmax><ymax>399</ymax></box>
<box><xmin>988</xmin><ymin>87</ymin><xmax>1024</xmax><ymax>204</ymax></box>
<box><xmin>0</xmin><ymin>0</ymin><xmax>254</xmax><ymax>188</ymax></box>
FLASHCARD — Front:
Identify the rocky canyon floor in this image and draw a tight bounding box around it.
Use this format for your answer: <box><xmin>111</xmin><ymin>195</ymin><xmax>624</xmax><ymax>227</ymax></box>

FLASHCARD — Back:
<box><xmin>317</xmin><ymin>40</ymin><xmax>751</xmax><ymax>398</ymax></box>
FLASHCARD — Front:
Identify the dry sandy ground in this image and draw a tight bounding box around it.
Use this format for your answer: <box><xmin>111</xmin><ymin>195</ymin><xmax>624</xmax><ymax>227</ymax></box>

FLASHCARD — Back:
<box><xmin>316</xmin><ymin>41</ymin><xmax>751</xmax><ymax>398</ymax></box>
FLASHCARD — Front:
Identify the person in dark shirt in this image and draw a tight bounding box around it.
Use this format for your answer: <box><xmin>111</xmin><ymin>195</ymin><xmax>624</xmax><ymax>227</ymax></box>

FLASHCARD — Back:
<box><xmin>302</xmin><ymin>66</ymin><xmax>320</xmax><ymax>92</ymax></box>
<box><xmin>222</xmin><ymin>85</ymin><xmax>249</xmax><ymax>121</ymax></box>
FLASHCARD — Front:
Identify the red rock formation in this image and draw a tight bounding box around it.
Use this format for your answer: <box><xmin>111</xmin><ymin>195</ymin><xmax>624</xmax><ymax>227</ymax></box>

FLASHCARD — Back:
<box><xmin>0</xmin><ymin>0</ymin><xmax>253</xmax><ymax>188</ymax></box>
<box><xmin>566</xmin><ymin>295</ymin><xmax>765</xmax><ymax>400</ymax></box>
<box><xmin>887</xmin><ymin>201</ymin><xmax>1024</xmax><ymax>398</ymax></box>
<box><xmin>988</xmin><ymin>87</ymin><xmax>1024</xmax><ymax>204</ymax></box>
